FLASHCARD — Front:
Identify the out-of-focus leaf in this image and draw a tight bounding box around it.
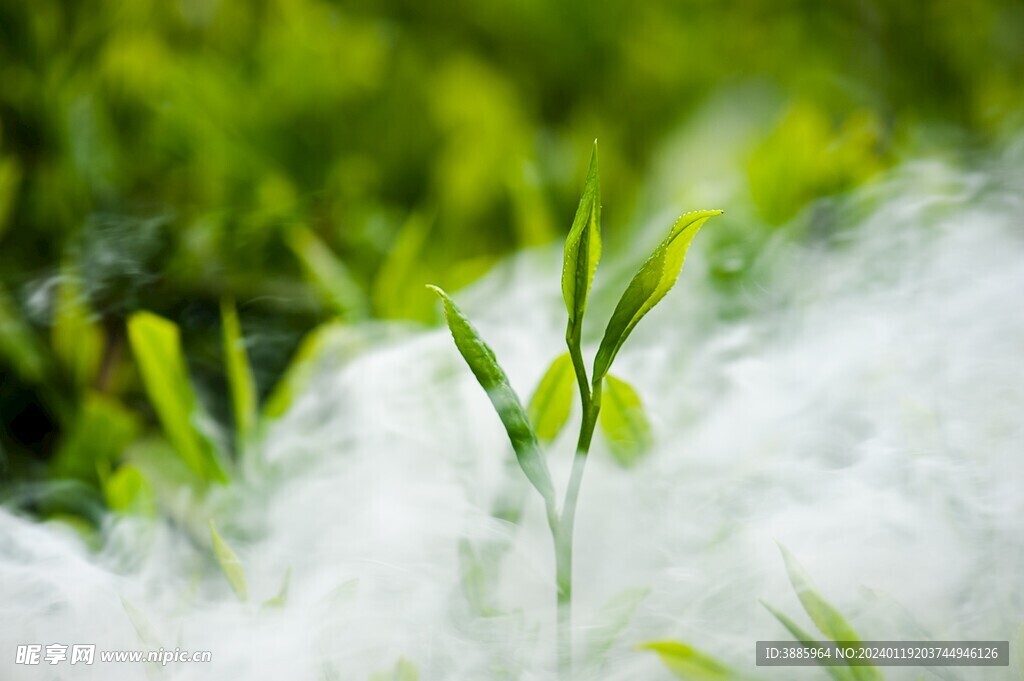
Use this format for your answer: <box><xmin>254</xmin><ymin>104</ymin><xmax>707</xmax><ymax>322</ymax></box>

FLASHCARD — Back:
<box><xmin>221</xmin><ymin>299</ymin><xmax>257</xmax><ymax>449</ymax></box>
<box><xmin>761</xmin><ymin>600</ymin><xmax>855</xmax><ymax>681</ymax></box>
<box><xmin>0</xmin><ymin>283</ymin><xmax>46</xmax><ymax>382</ymax></box>
<box><xmin>103</xmin><ymin>465</ymin><xmax>156</xmax><ymax>516</ymax></box>
<box><xmin>263</xmin><ymin>566</ymin><xmax>292</xmax><ymax>609</ymax></box>
<box><xmin>209</xmin><ymin>520</ymin><xmax>248</xmax><ymax>602</ymax></box>
<box><xmin>121</xmin><ymin>597</ymin><xmax>161</xmax><ymax>648</ymax></box>
<box><xmin>458</xmin><ymin>539</ymin><xmax>493</xmax><ymax>616</ymax></box>
<box><xmin>778</xmin><ymin>544</ymin><xmax>882</xmax><ymax>681</ymax></box>
<box><xmin>374</xmin><ymin>212</ymin><xmax>433</xmax><ymax>321</ymax></box>
<box><xmin>370</xmin><ymin>658</ymin><xmax>419</xmax><ymax>681</ymax></box>
<box><xmin>52</xmin><ymin>393</ymin><xmax>138</xmax><ymax>482</ymax></box>
<box><xmin>640</xmin><ymin>641</ymin><xmax>739</xmax><ymax>680</ymax></box>
<box><xmin>0</xmin><ymin>156</ymin><xmax>22</xmax><ymax>242</ymax></box>
<box><xmin>286</xmin><ymin>225</ymin><xmax>367</xmax><ymax>319</ymax></box>
<box><xmin>428</xmin><ymin>285</ymin><xmax>555</xmax><ymax>509</ymax></box>
<box><xmin>593</xmin><ymin>210</ymin><xmax>722</xmax><ymax>382</ymax></box>
<box><xmin>51</xmin><ymin>273</ymin><xmax>104</xmax><ymax>391</ymax></box>
<box><xmin>127</xmin><ymin>312</ymin><xmax>227</xmax><ymax>483</ymax></box>
<box><xmin>527</xmin><ymin>353</ymin><xmax>575</xmax><ymax>443</ymax></box>
<box><xmin>583</xmin><ymin>586</ymin><xmax>649</xmax><ymax>669</ymax></box>
<box><xmin>598</xmin><ymin>374</ymin><xmax>652</xmax><ymax>467</ymax></box>
<box><xmin>562</xmin><ymin>141</ymin><xmax>602</xmax><ymax>348</ymax></box>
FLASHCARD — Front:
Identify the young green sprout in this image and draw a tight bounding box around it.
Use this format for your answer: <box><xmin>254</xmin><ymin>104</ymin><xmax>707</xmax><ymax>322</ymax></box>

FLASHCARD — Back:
<box><xmin>430</xmin><ymin>141</ymin><xmax>722</xmax><ymax>675</ymax></box>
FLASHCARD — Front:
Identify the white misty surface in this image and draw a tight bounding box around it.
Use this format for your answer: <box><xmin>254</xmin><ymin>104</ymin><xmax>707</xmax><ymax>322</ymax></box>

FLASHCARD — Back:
<box><xmin>2</xmin><ymin>145</ymin><xmax>1024</xmax><ymax>681</ymax></box>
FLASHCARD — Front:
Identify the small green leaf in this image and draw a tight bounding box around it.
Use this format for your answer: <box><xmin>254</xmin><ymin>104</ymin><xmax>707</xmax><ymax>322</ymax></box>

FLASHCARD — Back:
<box><xmin>263</xmin><ymin>566</ymin><xmax>292</xmax><ymax>608</ymax></box>
<box><xmin>373</xmin><ymin>211</ymin><xmax>433</xmax><ymax>321</ymax></box>
<box><xmin>209</xmin><ymin>520</ymin><xmax>248</xmax><ymax>602</ymax></box>
<box><xmin>599</xmin><ymin>374</ymin><xmax>652</xmax><ymax>467</ymax></box>
<box><xmin>778</xmin><ymin>544</ymin><xmax>882</xmax><ymax>681</ymax></box>
<box><xmin>583</xmin><ymin>586</ymin><xmax>649</xmax><ymax>670</ymax></box>
<box><xmin>527</xmin><ymin>353</ymin><xmax>575</xmax><ymax>443</ymax></box>
<box><xmin>593</xmin><ymin>209</ymin><xmax>722</xmax><ymax>382</ymax></box>
<box><xmin>428</xmin><ymin>285</ymin><xmax>556</xmax><ymax>508</ymax></box>
<box><xmin>52</xmin><ymin>393</ymin><xmax>138</xmax><ymax>483</ymax></box>
<box><xmin>127</xmin><ymin>312</ymin><xmax>227</xmax><ymax>483</ymax></box>
<box><xmin>0</xmin><ymin>282</ymin><xmax>46</xmax><ymax>382</ymax></box>
<box><xmin>51</xmin><ymin>272</ymin><xmax>104</xmax><ymax>391</ymax></box>
<box><xmin>761</xmin><ymin>600</ymin><xmax>855</xmax><ymax>681</ymax></box>
<box><xmin>562</xmin><ymin>141</ymin><xmax>602</xmax><ymax>348</ymax></box>
<box><xmin>221</xmin><ymin>299</ymin><xmax>257</xmax><ymax>449</ymax></box>
<box><xmin>640</xmin><ymin>641</ymin><xmax>738</xmax><ymax>680</ymax></box>
<box><xmin>102</xmin><ymin>465</ymin><xmax>156</xmax><ymax>516</ymax></box>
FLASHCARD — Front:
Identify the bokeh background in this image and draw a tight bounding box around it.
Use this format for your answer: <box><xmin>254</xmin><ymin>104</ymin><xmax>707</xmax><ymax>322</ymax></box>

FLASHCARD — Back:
<box><xmin>2</xmin><ymin>0</ymin><xmax>1023</xmax><ymax>521</ymax></box>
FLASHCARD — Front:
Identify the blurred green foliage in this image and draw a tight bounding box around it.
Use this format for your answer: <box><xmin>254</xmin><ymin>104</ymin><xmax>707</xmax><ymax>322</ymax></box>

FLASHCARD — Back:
<box><xmin>0</xmin><ymin>0</ymin><xmax>1022</xmax><ymax>516</ymax></box>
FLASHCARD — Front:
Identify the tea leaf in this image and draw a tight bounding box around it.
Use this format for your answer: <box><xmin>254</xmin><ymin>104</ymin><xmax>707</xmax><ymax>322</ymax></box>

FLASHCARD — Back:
<box><xmin>221</xmin><ymin>299</ymin><xmax>257</xmax><ymax>449</ymax></box>
<box><xmin>598</xmin><ymin>374</ymin><xmax>652</xmax><ymax>467</ymax></box>
<box><xmin>527</xmin><ymin>353</ymin><xmax>575</xmax><ymax>443</ymax></box>
<box><xmin>562</xmin><ymin>141</ymin><xmax>602</xmax><ymax>348</ymax></box>
<box><xmin>778</xmin><ymin>544</ymin><xmax>882</xmax><ymax>681</ymax></box>
<box><xmin>761</xmin><ymin>600</ymin><xmax>855</xmax><ymax>681</ymax></box>
<box><xmin>209</xmin><ymin>520</ymin><xmax>248</xmax><ymax>602</ymax></box>
<box><xmin>127</xmin><ymin>312</ymin><xmax>227</xmax><ymax>483</ymax></box>
<box><xmin>286</xmin><ymin>224</ymin><xmax>367</xmax><ymax>319</ymax></box>
<box><xmin>640</xmin><ymin>641</ymin><xmax>739</xmax><ymax>680</ymax></box>
<box><xmin>51</xmin><ymin>272</ymin><xmax>103</xmax><ymax>391</ymax></box>
<box><xmin>52</xmin><ymin>393</ymin><xmax>138</xmax><ymax>483</ymax></box>
<box><xmin>263</xmin><ymin>566</ymin><xmax>292</xmax><ymax>609</ymax></box>
<box><xmin>593</xmin><ymin>209</ymin><xmax>722</xmax><ymax>382</ymax></box>
<box><xmin>103</xmin><ymin>465</ymin><xmax>156</xmax><ymax>516</ymax></box>
<box><xmin>428</xmin><ymin>285</ymin><xmax>555</xmax><ymax>508</ymax></box>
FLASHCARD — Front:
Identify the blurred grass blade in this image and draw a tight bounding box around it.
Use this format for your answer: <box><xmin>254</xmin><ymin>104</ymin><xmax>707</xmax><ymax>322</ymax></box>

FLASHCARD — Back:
<box><xmin>0</xmin><ymin>282</ymin><xmax>46</xmax><ymax>382</ymax></box>
<box><xmin>778</xmin><ymin>544</ymin><xmax>882</xmax><ymax>681</ymax></box>
<box><xmin>583</xmin><ymin>586</ymin><xmax>649</xmax><ymax>669</ymax></box>
<box><xmin>760</xmin><ymin>600</ymin><xmax>855</xmax><ymax>681</ymax></box>
<box><xmin>527</xmin><ymin>353</ymin><xmax>575</xmax><ymax>443</ymax></box>
<box><xmin>51</xmin><ymin>272</ymin><xmax>104</xmax><ymax>391</ymax></box>
<box><xmin>598</xmin><ymin>374</ymin><xmax>652</xmax><ymax>467</ymax></box>
<box><xmin>221</xmin><ymin>299</ymin><xmax>257</xmax><ymax>449</ymax></box>
<box><xmin>562</xmin><ymin>141</ymin><xmax>602</xmax><ymax>348</ymax></box>
<box><xmin>263</xmin><ymin>566</ymin><xmax>292</xmax><ymax>609</ymax></box>
<box><xmin>286</xmin><ymin>225</ymin><xmax>367</xmax><ymax>319</ymax></box>
<box><xmin>428</xmin><ymin>285</ymin><xmax>556</xmax><ymax>508</ymax></box>
<box><xmin>127</xmin><ymin>311</ymin><xmax>227</xmax><ymax>483</ymax></box>
<box><xmin>593</xmin><ymin>209</ymin><xmax>722</xmax><ymax>382</ymax></box>
<box><xmin>373</xmin><ymin>211</ymin><xmax>433</xmax><ymax>321</ymax></box>
<box><xmin>640</xmin><ymin>641</ymin><xmax>740</xmax><ymax>680</ymax></box>
<box><xmin>120</xmin><ymin>597</ymin><xmax>161</xmax><ymax>648</ymax></box>
<box><xmin>209</xmin><ymin>520</ymin><xmax>248</xmax><ymax>602</ymax></box>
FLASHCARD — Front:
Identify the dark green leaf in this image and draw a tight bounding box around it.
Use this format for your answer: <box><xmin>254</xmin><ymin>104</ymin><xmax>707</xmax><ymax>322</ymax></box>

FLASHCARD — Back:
<box><xmin>527</xmin><ymin>353</ymin><xmax>575</xmax><ymax>443</ymax></box>
<box><xmin>562</xmin><ymin>141</ymin><xmax>602</xmax><ymax>347</ymax></box>
<box><xmin>428</xmin><ymin>285</ymin><xmax>555</xmax><ymax>508</ymax></box>
<box><xmin>598</xmin><ymin>374</ymin><xmax>652</xmax><ymax>466</ymax></box>
<box><xmin>593</xmin><ymin>209</ymin><xmax>722</xmax><ymax>382</ymax></box>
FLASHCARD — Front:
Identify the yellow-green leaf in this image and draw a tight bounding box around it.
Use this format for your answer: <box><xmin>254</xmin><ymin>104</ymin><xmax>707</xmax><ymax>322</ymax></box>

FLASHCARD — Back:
<box><xmin>761</xmin><ymin>600</ymin><xmax>855</xmax><ymax>681</ymax></box>
<box><xmin>103</xmin><ymin>465</ymin><xmax>156</xmax><ymax>516</ymax></box>
<box><xmin>286</xmin><ymin>225</ymin><xmax>367</xmax><ymax>319</ymax></box>
<box><xmin>210</xmin><ymin>520</ymin><xmax>248</xmax><ymax>602</ymax></box>
<box><xmin>0</xmin><ymin>282</ymin><xmax>46</xmax><ymax>382</ymax></box>
<box><xmin>127</xmin><ymin>311</ymin><xmax>227</xmax><ymax>483</ymax></box>
<box><xmin>52</xmin><ymin>393</ymin><xmax>138</xmax><ymax>482</ymax></box>
<box><xmin>640</xmin><ymin>641</ymin><xmax>738</xmax><ymax>681</ymax></box>
<box><xmin>593</xmin><ymin>209</ymin><xmax>722</xmax><ymax>382</ymax></box>
<box><xmin>262</xmin><ymin>566</ymin><xmax>292</xmax><ymax>609</ymax></box>
<box><xmin>221</xmin><ymin>299</ymin><xmax>257</xmax><ymax>449</ymax></box>
<box><xmin>51</xmin><ymin>272</ymin><xmax>104</xmax><ymax>391</ymax></box>
<box><xmin>562</xmin><ymin>141</ymin><xmax>602</xmax><ymax>347</ymax></box>
<box><xmin>527</xmin><ymin>353</ymin><xmax>575</xmax><ymax>443</ymax></box>
<box><xmin>599</xmin><ymin>374</ymin><xmax>652</xmax><ymax>467</ymax></box>
<box><xmin>428</xmin><ymin>285</ymin><xmax>555</xmax><ymax>509</ymax></box>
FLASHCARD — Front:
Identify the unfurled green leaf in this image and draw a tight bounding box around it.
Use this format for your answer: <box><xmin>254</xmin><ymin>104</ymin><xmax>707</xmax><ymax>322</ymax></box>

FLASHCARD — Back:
<box><xmin>53</xmin><ymin>393</ymin><xmax>138</xmax><ymax>482</ymax></box>
<box><xmin>640</xmin><ymin>641</ymin><xmax>738</xmax><ymax>680</ymax></box>
<box><xmin>286</xmin><ymin>224</ymin><xmax>367</xmax><ymax>319</ymax></box>
<box><xmin>583</xmin><ymin>587</ymin><xmax>649</xmax><ymax>669</ymax></box>
<box><xmin>221</xmin><ymin>299</ymin><xmax>257</xmax><ymax>449</ymax></box>
<box><xmin>562</xmin><ymin>141</ymin><xmax>602</xmax><ymax>347</ymax></box>
<box><xmin>210</xmin><ymin>520</ymin><xmax>248</xmax><ymax>602</ymax></box>
<box><xmin>593</xmin><ymin>210</ymin><xmax>722</xmax><ymax>382</ymax></box>
<box><xmin>599</xmin><ymin>374</ymin><xmax>652</xmax><ymax>467</ymax></box>
<box><xmin>527</xmin><ymin>353</ymin><xmax>575</xmax><ymax>443</ymax></box>
<box><xmin>428</xmin><ymin>285</ymin><xmax>555</xmax><ymax>508</ymax></box>
<box><xmin>51</xmin><ymin>273</ymin><xmax>104</xmax><ymax>391</ymax></box>
<box><xmin>761</xmin><ymin>600</ymin><xmax>855</xmax><ymax>681</ymax></box>
<box><xmin>778</xmin><ymin>544</ymin><xmax>882</xmax><ymax>681</ymax></box>
<box><xmin>103</xmin><ymin>465</ymin><xmax>156</xmax><ymax>516</ymax></box>
<box><xmin>127</xmin><ymin>312</ymin><xmax>227</xmax><ymax>483</ymax></box>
